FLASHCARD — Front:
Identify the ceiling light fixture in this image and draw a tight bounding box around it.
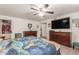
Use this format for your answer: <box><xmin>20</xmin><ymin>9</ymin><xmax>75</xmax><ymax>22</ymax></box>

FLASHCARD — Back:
<box><xmin>38</xmin><ymin>12</ymin><xmax>45</xmax><ymax>17</ymax></box>
<box><xmin>30</xmin><ymin>4</ymin><xmax>54</xmax><ymax>17</ymax></box>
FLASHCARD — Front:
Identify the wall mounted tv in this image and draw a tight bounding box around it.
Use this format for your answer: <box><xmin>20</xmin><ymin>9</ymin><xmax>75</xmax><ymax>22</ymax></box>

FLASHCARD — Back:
<box><xmin>51</xmin><ymin>17</ymin><xmax>70</xmax><ymax>29</ymax></box>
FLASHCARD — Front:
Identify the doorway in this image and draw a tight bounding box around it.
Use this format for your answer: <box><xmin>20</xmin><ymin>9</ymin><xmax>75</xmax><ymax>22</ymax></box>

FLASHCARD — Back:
<box><xmin>40</xmin><ymin>22</ymin><xmax>47</xmax><ymax>39</ymax></box>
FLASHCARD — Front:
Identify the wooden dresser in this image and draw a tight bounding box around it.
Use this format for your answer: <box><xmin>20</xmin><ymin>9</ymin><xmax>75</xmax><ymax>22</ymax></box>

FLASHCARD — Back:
<box><xmin>49</xmin><ymin>31</ymin><xmax>71</xmax><ymax>47</ymax></box>
<box><xmin>23</xmin><ymin>31</ymin><xmax>37</xmax><ymax>37</ymax></box>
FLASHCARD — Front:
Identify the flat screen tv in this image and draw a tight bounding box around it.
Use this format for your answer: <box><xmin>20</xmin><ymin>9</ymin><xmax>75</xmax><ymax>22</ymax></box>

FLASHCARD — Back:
<box><xmin>51</xmin><ymin>17</ymin><xmax>70</xmax><ymax>29</ymax></box>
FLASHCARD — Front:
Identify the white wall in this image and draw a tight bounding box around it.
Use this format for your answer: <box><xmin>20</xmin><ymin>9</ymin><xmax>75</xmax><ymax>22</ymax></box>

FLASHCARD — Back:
<box><xmin>1</xmin><ymin>11</ymin><xmax>79</xmax><ymax>44</ymax></box>
<box><xmin>0</xmin><ymin>20</ymin><xmax>2</xmax><ymax>35</ymax></box>
<box><xmin>41</xmin><ymin>12</ymin><xmax>79</xmax><ymax>45</ymax></box>
<box><xmin>0</xmin><ymin>14</ymin><xmax>40</xmax><ymax>38</ymax></box>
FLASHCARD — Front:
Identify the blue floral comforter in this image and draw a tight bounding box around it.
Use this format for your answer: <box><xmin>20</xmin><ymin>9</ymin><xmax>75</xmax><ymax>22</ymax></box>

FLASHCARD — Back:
<box><xmin>0</xmin><ymin>36</ymin><xmax>57</xmax><ymax>55</ymax></box>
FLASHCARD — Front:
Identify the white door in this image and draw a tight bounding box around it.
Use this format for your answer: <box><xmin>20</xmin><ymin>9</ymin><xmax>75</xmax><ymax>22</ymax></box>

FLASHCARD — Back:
<box><xmin>41</xmin><ymin>23</ymin><xmax>47</xmax><ymax>38</ymax></box>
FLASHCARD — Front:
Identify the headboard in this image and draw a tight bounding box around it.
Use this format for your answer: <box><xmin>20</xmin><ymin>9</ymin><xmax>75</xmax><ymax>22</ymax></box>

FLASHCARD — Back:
<box><xmin>23</xmin><ymin>31</ymin><xmax>37</xmax><ymax>37</ymax></box>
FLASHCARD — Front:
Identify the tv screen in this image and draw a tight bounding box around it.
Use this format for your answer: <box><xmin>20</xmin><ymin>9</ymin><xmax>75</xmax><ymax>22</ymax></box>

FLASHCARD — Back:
<box><xmin>51</xmin><ymin>17</ymin><xmax>70</xmax><ymax>29</ymax></box>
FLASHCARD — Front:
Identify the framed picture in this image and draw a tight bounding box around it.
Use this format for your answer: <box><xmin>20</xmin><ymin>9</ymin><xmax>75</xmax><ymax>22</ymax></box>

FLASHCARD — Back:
<box><xmin>2</xmin><ymin>20</ymin><xmax>12</xmax><ymax>34</ymax></box>
<box><xmin>28</xmin><ymin>23</ymin><xmax>32</xmax><ymax>30</ymax></box>
<box><xmin>76</xmin><ymin>23</ymin><xmax>79</xmax><ymax>28</ymax></box>
<box><xmin>15</xmin><ymin>33</ymin><xmax>22</xmax><ymax>39</ymax></box>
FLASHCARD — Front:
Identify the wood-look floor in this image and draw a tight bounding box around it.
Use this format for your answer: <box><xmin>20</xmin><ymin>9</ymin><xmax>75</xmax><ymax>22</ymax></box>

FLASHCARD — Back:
<box><xmin>60</xmin><ymin>45</ymin><xmax>79</xmax><ymax>55</ymax></box>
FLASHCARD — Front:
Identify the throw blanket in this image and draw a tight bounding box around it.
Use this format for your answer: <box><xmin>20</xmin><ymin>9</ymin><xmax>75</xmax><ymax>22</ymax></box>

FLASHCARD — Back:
<box><xmin>0</xmin><ymin>36</ymin><xmax>57</xmax><ymax>55</ymax></box>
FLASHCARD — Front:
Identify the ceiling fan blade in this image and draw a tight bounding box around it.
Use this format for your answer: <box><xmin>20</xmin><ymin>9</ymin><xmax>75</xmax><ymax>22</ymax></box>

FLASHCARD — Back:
<box><xmin>30</xmin><ymin>7</ymin><xmax>38</xmax><ymax>11</ymax></box>
<box><xmin>46</xmin><ymin>11</ymin><xmax>54</xmax><ymax>14</ymax></box>
<box><xmin>33</xmin><ymin>13</ymin><xmax>38</xmax><ymax>15</ymax></box>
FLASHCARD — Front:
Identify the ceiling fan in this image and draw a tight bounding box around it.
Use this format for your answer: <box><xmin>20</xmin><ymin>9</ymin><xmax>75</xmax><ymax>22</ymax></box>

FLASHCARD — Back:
<box><xmin>30</xmin><ymin>4</ymin><xmax>54</xmax><ymax>17</ymax></box>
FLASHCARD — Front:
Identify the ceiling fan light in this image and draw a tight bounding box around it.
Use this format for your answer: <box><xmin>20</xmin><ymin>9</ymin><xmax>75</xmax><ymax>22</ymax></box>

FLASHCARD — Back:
<box><xmin>39</xmin><ymin>12</ymin><xmax>45</xmax><ymax>17</ymax></box>
<box><xmin>42</xmin><ymin>8</ymin><xmax>48</xmax><ymax>12</ymax></box>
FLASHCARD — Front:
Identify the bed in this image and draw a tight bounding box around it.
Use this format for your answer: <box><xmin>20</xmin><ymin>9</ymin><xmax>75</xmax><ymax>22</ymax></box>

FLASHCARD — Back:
<box><xmin>0</xmin><ymin>36</ymin><xmax>60</xmax><ymax>55</ymax></box>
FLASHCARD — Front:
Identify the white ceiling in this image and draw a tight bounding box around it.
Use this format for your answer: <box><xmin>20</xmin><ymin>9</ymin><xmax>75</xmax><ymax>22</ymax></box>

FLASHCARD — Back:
<box><xmin>0</xmin><ymin>4</ymin><xmax>79</xmax><ymax>21</ymax></box>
